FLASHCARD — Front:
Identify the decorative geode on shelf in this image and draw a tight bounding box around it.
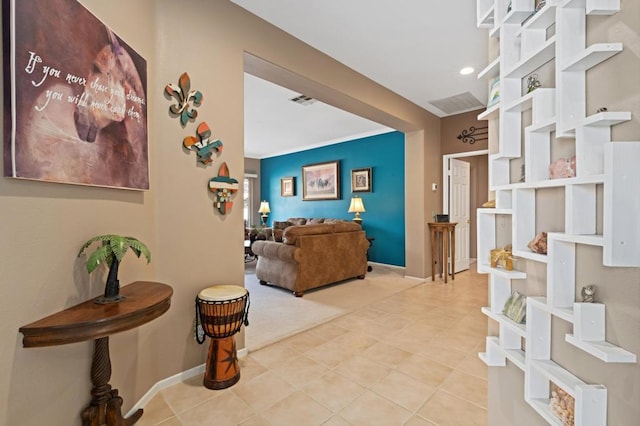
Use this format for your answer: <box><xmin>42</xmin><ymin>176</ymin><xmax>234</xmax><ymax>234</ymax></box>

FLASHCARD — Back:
<box><xmin>549</xmin><ymin>155</ymin><xmax>576</xmax><ymax>179</ymax></box>
<box><xmin>527</xmin><ymin>232</ymin><xmax>548</xmax><ymax>255</ymax></box>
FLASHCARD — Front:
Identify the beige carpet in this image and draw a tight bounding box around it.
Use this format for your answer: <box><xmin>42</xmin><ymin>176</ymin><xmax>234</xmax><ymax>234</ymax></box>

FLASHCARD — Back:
<box><xmin>244</xmin><ymin>260</ymin><xmax>424</xmax><ymax>350</ymax></box>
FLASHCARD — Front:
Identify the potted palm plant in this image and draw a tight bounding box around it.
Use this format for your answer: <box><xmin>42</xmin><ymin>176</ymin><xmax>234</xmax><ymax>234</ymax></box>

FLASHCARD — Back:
<box><xmin>78</xmin><ymin>234</ymin><xmax>151</xmax><ymax>304</ymax></box>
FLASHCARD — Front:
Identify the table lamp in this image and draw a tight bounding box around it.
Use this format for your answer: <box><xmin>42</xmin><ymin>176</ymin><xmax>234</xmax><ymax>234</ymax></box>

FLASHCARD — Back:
<box><xmin>258</xmin><ymin>201</ymin><xmax>270</xmax><ymax>226</ymax></box>
<box><xmin>348</xmin><ymin>196</ymin><xmax>365</xmax><ymax>224</ymax></box>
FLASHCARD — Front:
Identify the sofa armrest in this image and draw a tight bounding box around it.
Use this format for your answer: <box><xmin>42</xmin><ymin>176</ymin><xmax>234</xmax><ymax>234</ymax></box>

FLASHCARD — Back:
<box><xmin>251</xmin><ymin>240</ymin><xmax>301</xmax><ymax>262</ymax></box>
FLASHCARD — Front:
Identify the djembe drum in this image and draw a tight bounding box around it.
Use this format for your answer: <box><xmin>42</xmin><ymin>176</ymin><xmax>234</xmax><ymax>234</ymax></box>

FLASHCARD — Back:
<box><xmin>195</xmin><ymin>285</ymin><xmax>249</xmax><ymax>389</ymax></box>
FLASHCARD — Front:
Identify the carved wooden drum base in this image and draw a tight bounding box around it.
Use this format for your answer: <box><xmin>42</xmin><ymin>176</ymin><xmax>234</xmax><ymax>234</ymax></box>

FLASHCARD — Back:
<box><xmin>203</xmin><ymin>336</ymin><xmax>240</xmax><ymax>389</ymax></box>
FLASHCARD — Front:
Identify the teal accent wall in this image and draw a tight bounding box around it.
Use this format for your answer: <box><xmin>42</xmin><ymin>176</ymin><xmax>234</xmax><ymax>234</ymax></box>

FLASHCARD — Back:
<box><xmin>260</xmin><ymin>131</ymin><xmax>405</xmax><ymax>266</ymax></box>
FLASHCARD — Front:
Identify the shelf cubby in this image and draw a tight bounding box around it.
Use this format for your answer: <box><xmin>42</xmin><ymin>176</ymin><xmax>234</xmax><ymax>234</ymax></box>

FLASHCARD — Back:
<box><xmin>477</xmin><ymin>0</ymin><xmax>496</xmax><ymax>27</ymax></box>
<box><xmin>478</xmin><ymin>56</ymin><xmax>501</xmax><ymax>80</ymax></box>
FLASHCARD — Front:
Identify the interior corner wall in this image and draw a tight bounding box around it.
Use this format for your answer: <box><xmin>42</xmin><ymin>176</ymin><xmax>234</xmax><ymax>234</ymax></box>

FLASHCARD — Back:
<box><xmin>0</xmin><ymin>1</ymin><xmax>439</xmax><ymax>425</ymax></box>
<box><xmin>260</xmin><ymin>131</ymin><xmax>405</xmax><ymax>266</ymax></box>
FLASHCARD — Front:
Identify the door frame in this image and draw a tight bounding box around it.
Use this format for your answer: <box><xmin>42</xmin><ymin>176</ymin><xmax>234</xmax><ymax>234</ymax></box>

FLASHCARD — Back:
<box><xmin>442</xmin><ymin>149</ymin><xmax>488</xmax><ymax>214</ymax></box>
<box><xmin>442</xmin><ymin>149</ymin><xmax>489</xmax><ymax>263</ymax></box>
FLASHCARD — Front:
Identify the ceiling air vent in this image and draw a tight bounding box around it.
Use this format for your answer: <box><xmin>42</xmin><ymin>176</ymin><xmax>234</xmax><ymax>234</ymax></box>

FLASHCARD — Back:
<box><xmin>289</xmin><ymin>94</ymin><xmax>317</xmax><ymax>106</ymax></box>
<box><xmin>428</xmin><ymin>92</ymin><xmax>484</xmax><ymax>115</ymax></box>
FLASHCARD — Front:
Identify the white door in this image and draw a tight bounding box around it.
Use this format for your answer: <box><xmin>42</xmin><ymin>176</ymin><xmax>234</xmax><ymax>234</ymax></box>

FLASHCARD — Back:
<box><xmin>449</xmin><ymin>158</ymin><xmax>470</xmax><ymax>273</ymax></box>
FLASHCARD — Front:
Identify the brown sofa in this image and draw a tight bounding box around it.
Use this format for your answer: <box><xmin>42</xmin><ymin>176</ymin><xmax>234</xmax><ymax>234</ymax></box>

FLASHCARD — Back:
<box><xmin>251</xmin><ymin>220</ymin><xmax>369</xmax><ymax>296</ymax></box>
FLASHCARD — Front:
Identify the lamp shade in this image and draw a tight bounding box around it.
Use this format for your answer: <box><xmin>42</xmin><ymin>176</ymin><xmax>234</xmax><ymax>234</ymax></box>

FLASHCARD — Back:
<box><xmin>348</xmin><ymin>197</ymin><xmax>365</xmax><ymax>213</ymax></box>
<box><xmin>258</xmin><ymin>201</ymin><xmax>271</xmax><ymax>214</ymax></box>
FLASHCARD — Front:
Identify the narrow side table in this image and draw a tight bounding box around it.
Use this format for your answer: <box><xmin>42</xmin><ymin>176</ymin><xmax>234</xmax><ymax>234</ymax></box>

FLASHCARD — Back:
<box><xmin>428</xmin><ymin>222</ymin><xmax>457</xmax><ymax>283</ymax></box>
<box><xmin>19</xmin><ymin>281</ymin><xmax>173</xmax><ymax>426</ymax></box>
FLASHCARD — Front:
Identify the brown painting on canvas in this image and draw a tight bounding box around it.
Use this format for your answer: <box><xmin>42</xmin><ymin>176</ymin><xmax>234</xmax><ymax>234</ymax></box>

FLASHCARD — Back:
<box><xmin>3</xmin><ymin>0</ymin><xmax>149</xmax><ymax>190</ymax></box>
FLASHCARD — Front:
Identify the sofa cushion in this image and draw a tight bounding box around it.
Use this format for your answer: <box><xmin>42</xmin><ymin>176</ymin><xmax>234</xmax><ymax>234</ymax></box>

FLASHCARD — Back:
<box><xmin>287</xmin><ymin>217</ymin><xmax>307</xmax><ymax>226</ymax></box>
<box><xmin>272</xmin><ymin>220</ymin><xmax>292</xmax><ymax>242</ymax></box>
<box><xmin>307</xmin><ymin>218</ymin><xmax>325</xmax><ymax>224</ymax></box>
<box><xmin>283</xmin><ymin>223</ymin><xmax>334</xmax><ymax>245</ymax></box>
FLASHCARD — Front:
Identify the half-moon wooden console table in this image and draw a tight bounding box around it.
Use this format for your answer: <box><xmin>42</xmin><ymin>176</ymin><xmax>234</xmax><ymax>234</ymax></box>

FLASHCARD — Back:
<box><xmin>19</xmin><ymin>281</ymin><xmax>173</xmax><ymax>426</ymax></box>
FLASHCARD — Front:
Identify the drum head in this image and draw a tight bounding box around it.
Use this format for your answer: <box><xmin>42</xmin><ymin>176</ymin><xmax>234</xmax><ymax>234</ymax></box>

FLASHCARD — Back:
<box><xmin>198</xmin><ymin>285</ymin><xmax>247</xmax><ymax>302</ymax></box>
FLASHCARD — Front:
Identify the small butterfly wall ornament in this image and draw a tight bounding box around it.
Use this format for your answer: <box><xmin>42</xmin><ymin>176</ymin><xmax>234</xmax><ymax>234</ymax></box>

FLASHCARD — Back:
<box><xmin>183</xmin><ymin>122</ymin><xmax>223</xmax><ymax>165</ymax></box>
<box><xmin>165</xmin><ymin>72</ymin><xmax>203</xmax><ymax>126</ymax></box>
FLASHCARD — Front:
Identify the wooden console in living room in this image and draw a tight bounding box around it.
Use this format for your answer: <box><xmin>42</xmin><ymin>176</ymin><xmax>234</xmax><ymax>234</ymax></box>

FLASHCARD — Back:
<box><xmin>19</xmin><ymin>281</ymin><xmax>173</xmax><ymax>426</ymax></box>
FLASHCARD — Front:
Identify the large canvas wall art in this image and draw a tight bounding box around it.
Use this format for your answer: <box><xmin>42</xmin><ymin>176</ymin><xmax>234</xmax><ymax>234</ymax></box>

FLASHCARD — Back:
<box><xmin>3</xmin><ymin>0</ymin><xmax>149</xmax><ymax>190</ymax></box>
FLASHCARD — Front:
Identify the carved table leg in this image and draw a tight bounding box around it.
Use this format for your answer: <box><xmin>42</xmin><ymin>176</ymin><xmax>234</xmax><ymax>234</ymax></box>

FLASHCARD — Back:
<box><xmin>81</xmin><ymin>337</ymin><xmax>143</xmax><ymax>426</ymax></box>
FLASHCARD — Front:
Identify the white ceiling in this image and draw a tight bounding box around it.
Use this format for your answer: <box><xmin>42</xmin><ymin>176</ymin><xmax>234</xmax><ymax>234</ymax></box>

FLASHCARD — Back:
<box><xmin>234</xmin><ymin>0</ymin><xmax>488</xmax><ymax>159</ymax></box>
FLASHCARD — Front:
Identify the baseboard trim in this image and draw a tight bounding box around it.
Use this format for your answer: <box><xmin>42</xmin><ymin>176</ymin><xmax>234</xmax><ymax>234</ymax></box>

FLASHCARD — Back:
<box><xmin>125</xmin><ymin>347</ymin><xmax>248</xmax><ymax>417</ymax></box>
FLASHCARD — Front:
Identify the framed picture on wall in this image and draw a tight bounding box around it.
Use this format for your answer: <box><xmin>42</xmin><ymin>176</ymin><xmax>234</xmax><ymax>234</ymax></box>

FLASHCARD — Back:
<box><xmin>3</xmin><ymin>0</ymin><xmax>149</xmax><ymax>190</ymax></box>
<box><xmin>281</xmin><ymin>176</ymin><xmax>295</xmax><ymax>196</ymax></box>
<box><xmin>302</xmin><ymin>160</ymin><xmax>340</xmax><ymax>200</ymax></box>
<box><xmin>351</xmin><ymin>168</ymin><xmax>372</xmax><ymax>193</ymax></box>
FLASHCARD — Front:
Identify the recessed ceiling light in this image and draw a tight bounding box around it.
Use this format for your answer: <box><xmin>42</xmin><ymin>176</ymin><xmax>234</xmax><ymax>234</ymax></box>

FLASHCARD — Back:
<box><xmin>459</xmin><ymin>67</ymin><xmax>474</xmax><ymax>75</ymax></box>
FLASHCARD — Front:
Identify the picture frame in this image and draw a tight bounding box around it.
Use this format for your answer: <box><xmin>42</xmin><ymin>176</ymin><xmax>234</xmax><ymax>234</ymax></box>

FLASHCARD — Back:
<box><xmin>302</xmin><ymin>160</ymin><xmax>340</xmax><ymax>200</ymax></box>
<box><xmin>351</xmin><ymin>167</ymin><xmax>372</xmax><ymax>193</ymax></box>
<box><xmin>280</xmin><ymin>176</ymin><xmax>295</xmax><ymax>197</ymax></box>
<box><xmin>3</xmin><ymin>0</ymin><xmax>149</xmax><ymax>190</ymax></box>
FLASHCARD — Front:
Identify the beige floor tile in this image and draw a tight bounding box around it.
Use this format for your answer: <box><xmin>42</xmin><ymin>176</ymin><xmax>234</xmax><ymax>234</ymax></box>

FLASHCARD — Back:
<box><xmin>232</xmin><ymin>371</ymin><xmax>296</xmax><ymax>411</ymax></box>
<box><xmin>431</xmin><ymin>328</ymin><xmax>482</xmax><ymax>353</ymax></box>
<box><xmin>302</xmin><ymin>371</ymin><xmax>366</xmax><ymax>412</ymax></box>
<box><xmin>248</xmin><ymin>341</ymin><xmax>301</xmax><ymax>368</ymax></box>
<box><xmin>404</xmin><ymin>416</ymin><xmax>437</xmax><ymax>425</ymax></box>
<box><xmin>334</xmin><ymin>354</ymin><xmax>391</xmax><ymax>387</ymax></box>
<box><xmin>339</xmin><ymin>390</ymin><xmax>412</xmax><ymax>425</ymax></box>
<box><xmin>160</xmin><ymin>375</ymin><xmax>219</xmax><ymax>415</ymax></box>
<box><xmin>136</xmin><ymin>393</ymin><xmax>175</xmax><ymax>426</ymax></box>
<box><xmin>177</xmin><ymin>391</ymin><xmax>254</xmax><ymax>426</ymax></box>
<box><xmin>238</xmin><ymin>415</ymin><xmax>270</xmax><ymax>425</ymax></box>
<box><xmin>321</xmin><ymin>415</ymin><xmax>352</xmax><ymax>426</ymax></box>
<box><xmin>455</xmin><ymin>352</ymin><xmax>488</xmax><ymax>380</ymax></box>
<box><xmin>370</xmin><ymin>370</ymin><xmax>437</xmax><ymax>412</ymax></box>
<box><xmin>417</xmin><ymin>341</ymin><xmax>468</xmax><ymax>369</ymax></box>
<box><xmin>259</xmin><ymin>390</ymin><xmax>333</xmax><ymax>426</ymax></box>
<box><xmin>238</xmin><ymin>356</ymin><xmax>268</xmax><ymax>382</ymax></box>
<box><xmin>304</xmin><ymin>339</ymin><xmax>360</xmax><ymax>368</ymax></box>
<box><xmin>395</xmin><ymin>354</ymin><xmax>453</xmax><ymax>387</ymax></box>
<box><xmin>359</xmin><ymin>341</ymin><xmax>413</xmax><ymax>368</ymax></box>
<box><xmin>439</xmin><ymin>370</ymin><xmax>487</xmax><ymax>408</ymax></box>
<box><xmin>417</xmin><ymin>390</ymin><xmax>487</xmax><ymax>426</ymax></box>
<box><xmin>272</xmin><ymin>354</ymin><xmax>329</xmax><ymax>387</ymax></box>
<box><xmin>157</xmin><ymin>417</ymin><xmax>182</xmax><ymax>426</ymax></box>
<box><xmin>399</xmin><ymin>321</ymin><xmax>446</xmax><ymax>342</ymax></box>
<box><xmin>332</xmin><ymin>330</ymin><xmax>378</xmax><ymax>352</ymax></box>
<box><xmin>307</xmin><ymin>322</ymin><xmax>350</xmax><ymax>341</ymax></box>
<box><xmin>281</xmin><ymin>330</ymin><xmax>328</xmax><ymax>352</ymax></box>
<box><xmin>379</xmin><ymin>330</ymin><xmax>433</xmax><ymax>354</ymax></box>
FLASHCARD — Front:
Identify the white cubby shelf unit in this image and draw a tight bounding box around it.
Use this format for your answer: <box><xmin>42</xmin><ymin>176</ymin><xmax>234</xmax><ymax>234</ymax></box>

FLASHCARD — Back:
<box><xmin>475</xmin><ymin>0</ymin><xmax>638</xmax><ymax>424</ymax></box>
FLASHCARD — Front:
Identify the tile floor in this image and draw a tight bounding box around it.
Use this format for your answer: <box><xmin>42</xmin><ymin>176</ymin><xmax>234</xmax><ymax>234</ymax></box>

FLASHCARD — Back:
<box><xmin>139</xmin><ymin>265</ymin><xmax>488</xmax><ymax>425</ymax></box>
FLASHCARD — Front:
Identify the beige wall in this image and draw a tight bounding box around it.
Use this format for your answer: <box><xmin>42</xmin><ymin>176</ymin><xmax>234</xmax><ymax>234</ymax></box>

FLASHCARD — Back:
<box><xmin>488</xmin><ymin>2</ymin><xmax>640</xmax><ymax>425</ymax></box>
<box><xmin>440</xmin><ymin>110</ymin><xmax>489</xmax><ymax>259</ymax></box>
<box><xmin>0</xmin><ymin>1</ymin><xmax>440</xmax><ymax>425</ymax></box>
